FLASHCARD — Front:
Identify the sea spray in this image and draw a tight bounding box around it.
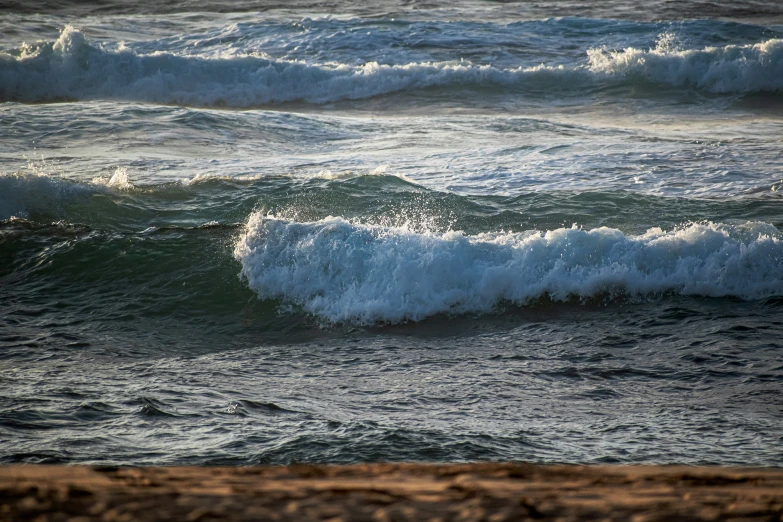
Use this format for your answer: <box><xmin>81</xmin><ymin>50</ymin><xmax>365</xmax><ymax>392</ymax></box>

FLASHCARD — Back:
<box><xmin>587</xmin><ymin>36</ymin><xmax>783</xmax><ymax>93</ymax></box>
<box><xmin>235</xmin><ymin>214</ymin><xmax>783</xmax><ymax>324</ymax></box>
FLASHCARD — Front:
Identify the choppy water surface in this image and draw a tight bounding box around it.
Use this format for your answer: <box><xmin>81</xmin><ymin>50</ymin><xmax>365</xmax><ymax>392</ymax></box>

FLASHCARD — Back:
<box><xmin>1</xmin><ymin>0</ymin><xmax>782</xmax><ymax>466</ymax></box>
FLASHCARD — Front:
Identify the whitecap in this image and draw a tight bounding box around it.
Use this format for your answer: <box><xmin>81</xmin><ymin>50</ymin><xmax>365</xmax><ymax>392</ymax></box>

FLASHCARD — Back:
<box><xmin>235</xmin><ymin>214</ymin><xmax>783</xmax><ymax>324</ymax></box>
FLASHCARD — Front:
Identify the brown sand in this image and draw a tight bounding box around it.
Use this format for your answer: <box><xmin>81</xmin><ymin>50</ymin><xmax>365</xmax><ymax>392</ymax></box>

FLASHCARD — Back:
<box><xmin>1</xmin><ymin>463</ymin><xmax>782</xmax><ymax>521</ymax></box>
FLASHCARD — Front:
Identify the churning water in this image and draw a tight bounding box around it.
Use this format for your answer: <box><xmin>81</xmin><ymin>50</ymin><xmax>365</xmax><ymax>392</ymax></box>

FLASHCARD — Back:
<box><xmin>1</xmin><ymin>0</ymin><xmax>782</xmax><ymax>466</ymax></box>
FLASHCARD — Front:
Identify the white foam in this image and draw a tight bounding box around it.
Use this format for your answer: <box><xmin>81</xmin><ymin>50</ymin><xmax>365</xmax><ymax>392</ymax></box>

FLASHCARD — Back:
<box><xmin>304</xmin><ymin>166</ymin><xmax>417</xmax><ymax>183</ymax></box>
<box><xmin>308</xmin><ymin>169</ymin><xmax>351</xmax><ymax>180</ymax></box>
<box><xmin>235</xmin><ymin>214</ymin><xmax>783</xmax><ymax>324</ymax></box>
<box><xmin>0</xmin><ymin>26</ymin><xmax>559</xmax><ymax>106</ymax></box>
<box><xmin>587</xmin><ymin>36</ymin><xmax>783</xmax><ymax>93</ymax></box>
<box><xmin>91</xmin><ymin>166</ymin><xmax>134</xmax><ymax>190</ymax></box>
<box><xmin>7</xmin><ymin>27</ymin><xmax>781</xmax><ymax>108</ymax></box>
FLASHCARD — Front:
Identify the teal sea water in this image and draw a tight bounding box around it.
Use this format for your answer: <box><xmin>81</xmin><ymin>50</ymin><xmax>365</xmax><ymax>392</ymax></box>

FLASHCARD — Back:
<box><xmin>1</xmin><ymin>0</ymin><xmax>782</xmax><ymax>466</ymax></box>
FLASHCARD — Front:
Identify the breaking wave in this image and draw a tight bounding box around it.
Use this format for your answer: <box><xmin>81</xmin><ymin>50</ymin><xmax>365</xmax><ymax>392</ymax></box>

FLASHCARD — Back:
<box><xmin>235</xmin><ymin>214</ymin><xmax>783</xmax><ymax>324</ymax></box>
<box><xmin>2</xmin><ymin>26</ymin><xmax>782</xmax><ymax>108</ymax></box>
<box><xmin>587</xmin><ymin>35</ymin><xmax>783</xmax><ymax>93</ymax></box>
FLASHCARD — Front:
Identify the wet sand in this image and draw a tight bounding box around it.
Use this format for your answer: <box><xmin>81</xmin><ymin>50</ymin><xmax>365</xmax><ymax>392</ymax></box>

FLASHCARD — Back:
<box><xmin>1</xmin><ymin>463</ymin><xmax>782</xmax><ymax>521</ymax></box>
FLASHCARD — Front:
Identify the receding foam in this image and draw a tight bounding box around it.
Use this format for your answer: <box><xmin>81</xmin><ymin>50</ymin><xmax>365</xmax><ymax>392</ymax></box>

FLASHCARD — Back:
<box><xmin>234</xmin><ymin>213</ymin><xmax>783</xmax><ymax>324</ymax></box>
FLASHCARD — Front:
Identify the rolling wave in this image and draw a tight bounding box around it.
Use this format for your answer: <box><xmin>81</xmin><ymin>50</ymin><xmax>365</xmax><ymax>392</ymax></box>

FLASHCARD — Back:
<box><xmin>4</xmin><ymin>168</ymin><xmax>783</xmax><ymax>325</ymax></box>
<box><xmin>0</xmin><ymin>166</ymin><xmax>140</xmax><ymax>220</ymax></box>
<box><xmin>235</xmin><ymin>213</ymin><xmax>783</xmax><ymax>324</ymax></box>
<box><xmin>588</xmin><ymin>36</ymin><xmax>783</xmax><ymax>93</ymax></box>
<box><xmin>0</xmin><ymin>168</ymin><xmax>96</xmax><ymax>220</ymax></box>
<box><xmin>2</xmin><ymin>26</ymin><xmax>782</xmax><ymax>108</ymax></box>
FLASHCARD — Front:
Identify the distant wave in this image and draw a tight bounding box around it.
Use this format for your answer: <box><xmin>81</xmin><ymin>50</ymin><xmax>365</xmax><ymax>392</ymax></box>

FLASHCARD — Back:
<box><xmin>235</xmin><ymin>213</ymin><xmax>783</xmax><ymax>324</ymax></box>
<box><xmin>2</xmin><ymin>26</ymin><xmax>782</xmax><ymax>108</ymax></box>
<box><xmin>0</xmin><ymin>26</ymin><xmax>573</xmax><ymax>106</ymax></box>
<box><xmin>587</xmin><ymin>35</ymin><xmax>783</xmax><ymax>93</ymax></box>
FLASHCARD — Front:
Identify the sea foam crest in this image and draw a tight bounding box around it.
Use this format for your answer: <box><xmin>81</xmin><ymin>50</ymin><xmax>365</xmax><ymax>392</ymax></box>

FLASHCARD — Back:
<box><xmin>235</xmin><ymin>213</ymin><xmax>783</xmax><ymax>324</ymax></box>
<box><xmin>588</xmin><ymin>36</ymin><xmax>783</xmax><ymax>93</ymax></box>
<box><xmin>91</xmin><ymin>167</ymin><xmax>134</xmax><ymax>190</ymax></box>
<box><xmin>0</xmin><ymin>26</ymin><xmax>551</xmax><ymax>106</ymax></box>
<box><xmin>3</xmin><ymin>26</ymin><xmax>782</xmax><ymax>107</ymax></box>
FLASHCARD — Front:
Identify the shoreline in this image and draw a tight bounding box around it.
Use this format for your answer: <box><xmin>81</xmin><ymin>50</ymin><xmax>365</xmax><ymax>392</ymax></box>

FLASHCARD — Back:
<box><xmin>2</xmin><ymin>463</ymin><xmax>782</xmax><ymax>521</ymax></box>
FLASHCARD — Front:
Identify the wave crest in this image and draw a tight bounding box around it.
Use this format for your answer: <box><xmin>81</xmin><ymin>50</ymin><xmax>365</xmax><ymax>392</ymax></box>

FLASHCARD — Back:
<box><xmin>0</xmin><ymin>165</ymin><xmax>137</xmax><ymax>220</ymax></box>
<box><xmin>234</xmin><ymin>214</ymin><xmax>783</xmax><ymax>324</ymax></box>
<box><xmin>588</xmin><ymin>36</ymin><xmax>783</xmax><ymax>93</ymax></box>
<box><xmin>0</xmin><ymin>167</ymin><xmax>94</xmax><ymax>220</ymax></box>
<box><xmin>4</xmin><ymin>27</ymin><xmax>783</xmax><ymax>107</ymax></box>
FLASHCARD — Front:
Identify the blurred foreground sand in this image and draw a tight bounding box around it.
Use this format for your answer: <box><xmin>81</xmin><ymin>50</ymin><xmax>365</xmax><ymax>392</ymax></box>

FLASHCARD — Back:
<box><xmin>1</xmin><ymin>463</ymin><xmax>782</xmax><ymax>521</ymax></box>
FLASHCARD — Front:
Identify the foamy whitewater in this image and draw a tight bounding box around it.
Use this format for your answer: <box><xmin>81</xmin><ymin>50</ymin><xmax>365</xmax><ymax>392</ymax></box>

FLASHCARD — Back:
<box><xmin>3</xmin><ymin>24</ymin><xmax>783</xmax><ymax>107</ymax></box>
<box><xmin>236</xmin><ymin>215</ymin><xmax>783</xmax><ymax>323</ymax></box>
<box><xmin>1</xmin><ymin>0</ymin><xmax>782</xmax><ymax>467</ymax></box>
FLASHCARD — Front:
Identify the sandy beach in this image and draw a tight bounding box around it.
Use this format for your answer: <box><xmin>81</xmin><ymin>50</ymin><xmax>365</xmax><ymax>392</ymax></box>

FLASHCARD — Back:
<box><xmin>2</xmin><ymin>463</ymin><xmax>782</xmax><ymax>521</ymax></box>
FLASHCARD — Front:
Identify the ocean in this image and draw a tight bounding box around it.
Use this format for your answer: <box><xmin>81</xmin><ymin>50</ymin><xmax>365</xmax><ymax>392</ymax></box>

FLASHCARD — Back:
<box><xmin>1</xmin><ymin>0</ymin><xmax>782</xmax><ymax>467</ymax></box>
